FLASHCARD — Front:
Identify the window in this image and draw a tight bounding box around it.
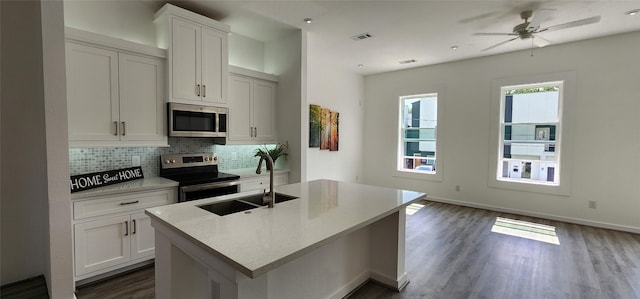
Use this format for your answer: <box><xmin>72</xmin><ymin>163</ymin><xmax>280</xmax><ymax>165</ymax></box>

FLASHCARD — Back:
<box><xmin>499</xmin><ymin>82</ymin><xmax>562</xmax><ymax>185</ymax></box>
<box><xmin>488</xmin><ymin>71</ymin><xmax>575</xmax><ymax>196</ymax></box>
<box><xmin>398</xmin><ymin>93</ymin><xmax>438</xmax><ymax>174</ymax></box>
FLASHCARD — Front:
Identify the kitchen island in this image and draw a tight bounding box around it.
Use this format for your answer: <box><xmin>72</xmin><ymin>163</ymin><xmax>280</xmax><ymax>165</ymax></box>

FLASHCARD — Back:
<box><xmin>145</xmin><ymin>179</ymin><xmax>425</xmax><ymax>299</ymax></box>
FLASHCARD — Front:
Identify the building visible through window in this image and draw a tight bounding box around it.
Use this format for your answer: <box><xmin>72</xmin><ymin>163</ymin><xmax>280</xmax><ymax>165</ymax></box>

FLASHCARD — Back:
<box><xmin>499</xmin><ymin>83</ymin><xmax>561</xmax><ymax>185</ymax></box>
<box><xmin>399</xmin><ymin>94</ymin><xmax>437</xmax><ymax>173</ymax></box>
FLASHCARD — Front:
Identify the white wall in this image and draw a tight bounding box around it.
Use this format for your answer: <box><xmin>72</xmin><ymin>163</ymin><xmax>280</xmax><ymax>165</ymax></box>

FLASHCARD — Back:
<box><xmin>64</xmin><ymin>0</ymin><xmax>159</xmax><ymax>46</ymax></box>
<box><xmin>41</xmin><ymin>0</ymin><xmax>73</xmax><ymax>296</ymax></box>
<box><xmin>265</xmin><ymin>31</ymin><xmax>303</xmax><ymax>183</ymax></box>
<box><xmin>363</xmin><ymin>31</ymin><xmax>640</xmax><ymax>232</ymax></box>
<box><xmin>229</xmin><ymin>33</ymin><xmax>265</xmax><ymax>72</ymax></box>
<box><xmin>306</xmin><ymin>33</ymin><xmax>364</xmax><ymax>182</ymax></box>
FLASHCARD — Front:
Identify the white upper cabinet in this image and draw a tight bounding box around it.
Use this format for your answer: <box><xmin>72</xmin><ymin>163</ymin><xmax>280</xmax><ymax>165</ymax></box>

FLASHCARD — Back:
<box><xmin>155</xmin><ymin>4</ymin><xmax>229</xmax><ymax>106</ymax></box>
<box><xmin>227</xmin><ymin>66</ymin><xmax>278</xmax><ymax>144</ymax></box>
<box><xmin>118</xmin><ymin>53</ymin><xmax>165</xmax><ymax>142</ymax></box>
<box><xmin>65</xmin><ymin>28</ymin><xmax>167</xmax><ymax>147</ymax></box>
<box><xmin>66</xmin><ymin>43</ymin><xmax>120</xmax><ymax>142</ymax></box>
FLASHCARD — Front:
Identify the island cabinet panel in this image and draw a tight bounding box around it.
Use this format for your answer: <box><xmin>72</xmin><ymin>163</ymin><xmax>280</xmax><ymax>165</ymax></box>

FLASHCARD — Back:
<box><xmin>65</xmin><ymin>29</ymin><xmax>167</xmax><ymax>147</ymax></box>
<box><xmin>72</xmin><ymin>187</ymin><xmax>177</xmax><ymax>282</ymax></box>
<box><xmin>155</xmin><ymin>4</ymin><xmax>229</xmax><ymax>106</ymax></box>
<box><xmin>227</xmin><ymin>67</ymin><xmax>278</xmax><ymax>144</ymax></box>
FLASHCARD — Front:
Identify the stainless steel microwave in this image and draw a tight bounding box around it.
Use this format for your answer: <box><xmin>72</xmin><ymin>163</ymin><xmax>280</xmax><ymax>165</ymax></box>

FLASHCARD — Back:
<box><xmin>168</xmin><ymin>102</ymin><xmax>228</xmax><ymax>138</ymax></box>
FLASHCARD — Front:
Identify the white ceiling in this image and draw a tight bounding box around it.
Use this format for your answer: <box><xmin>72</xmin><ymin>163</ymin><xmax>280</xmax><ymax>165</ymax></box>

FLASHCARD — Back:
<box><xmin>171</xmin><ymin>1</ymin><xmax>640</xmax><ymax>75</ymax></box>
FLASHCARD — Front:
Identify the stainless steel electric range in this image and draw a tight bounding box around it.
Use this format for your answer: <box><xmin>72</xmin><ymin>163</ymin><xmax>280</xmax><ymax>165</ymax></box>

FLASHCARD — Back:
<box><xmin>159</xmin><ymin>153</ymin><xmax>240</xmax><ymax>202</ymax></box>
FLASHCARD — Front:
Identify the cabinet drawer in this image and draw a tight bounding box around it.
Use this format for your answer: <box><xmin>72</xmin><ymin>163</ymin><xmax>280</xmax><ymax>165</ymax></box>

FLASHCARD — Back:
<box><xmin>74</xmin><ymin>189</ymin><xmax>175</xmax><ymax>220</ymax></box>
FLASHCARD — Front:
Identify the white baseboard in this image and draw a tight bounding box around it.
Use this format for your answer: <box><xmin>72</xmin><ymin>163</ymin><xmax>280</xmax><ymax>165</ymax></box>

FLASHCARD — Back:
<box><xmin>328</xmin><ymin>270</ymin><xmax>370</xmax><ymax>299</ymax></box>
<box><xmin>369</xmin><ymin>270</ymin><xmax>408</xmax><ymax>291</ymax></box>
<box><xmin>426</xmin><ymin>196</ymin><xmax>640</xmax><ymax>234</ymax></box>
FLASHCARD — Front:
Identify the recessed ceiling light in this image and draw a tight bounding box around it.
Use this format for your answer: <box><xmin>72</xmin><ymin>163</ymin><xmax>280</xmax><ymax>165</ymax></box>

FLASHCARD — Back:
<box><xmin>304</xmin><ymin>18</ymin><xmax>313</xmax><ymax>23</ymax></box>
<box><xmin>357</xmin><ymin>64</ymin><xmax>364</xmax><ymax>68</ymax></box>
<box><xmin>626</xmin><ymin>9</ymin><xmax>640</xmax><ymax>16</ymax></box>
<box><xmin>451</xmin><ymin>45</ymin><xmax>459</xmax><ymax>50</ymax></box>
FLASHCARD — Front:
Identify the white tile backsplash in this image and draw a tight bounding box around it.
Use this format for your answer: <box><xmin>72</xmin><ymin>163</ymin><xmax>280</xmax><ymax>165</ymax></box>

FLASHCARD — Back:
<box><xmin>69</xmin><ymin>138</ymin><xmax>279</xmax><ymax>176</ymax></box>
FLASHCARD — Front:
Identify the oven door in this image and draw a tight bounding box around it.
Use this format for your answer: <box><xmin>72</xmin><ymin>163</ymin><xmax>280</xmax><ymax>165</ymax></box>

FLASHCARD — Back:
<box><xmin>179</xmin><ymin>180</ymin><xmax>240</xmax><ymax>202</ymax></box>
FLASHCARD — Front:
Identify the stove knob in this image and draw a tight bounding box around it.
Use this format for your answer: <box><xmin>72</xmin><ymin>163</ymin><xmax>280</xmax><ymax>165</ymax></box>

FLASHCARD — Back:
<box><xmin>164</xmin><ymin>160</ymin><xmax>170</xmax><ymax>164</ymax></box>
<box><xmin>170</xmin><ymin>159</ymin><xmax>176</xmax><ymax>163</ymax></box>
<box><xmin>204</xmin><ymin>157</ymin><xmax>210</xmax><ymax>161</ymax></box>
<box><xmin>213</xmin><ymin>156</ymin><xmax>218</xmax><ymax>161</ymax></box>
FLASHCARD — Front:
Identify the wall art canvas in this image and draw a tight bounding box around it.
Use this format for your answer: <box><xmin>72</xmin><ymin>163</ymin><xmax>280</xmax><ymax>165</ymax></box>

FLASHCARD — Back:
<box><xmin>309</xmin><ymin>104</ymin><xmax>339</xmax><ymax>151</ymax></box>
<box><xmin>330</xmin><ymin>111</ymin><xmax>339</xmax><ymax>151</ymax></box>
<box><xmin>320</xmin><ymin>108</ymin><xmax>331</xmax><ymax>150</ymax></box>
<box><xmin>309</xmin><ymin>104</ymin><xmax>321</xmax><ymax>147</ymax></box>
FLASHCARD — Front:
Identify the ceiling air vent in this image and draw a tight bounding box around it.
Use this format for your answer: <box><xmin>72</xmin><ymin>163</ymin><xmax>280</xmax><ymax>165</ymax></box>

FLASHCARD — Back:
<box><xmin>399</xmin><ymin>59</ymin><xmax>417</xmax><ymax>64</ymax></box>
<box><xmin>351</xmin><ymin>33</ymin><xmax>373</xmax><ymax>41</ymax></box>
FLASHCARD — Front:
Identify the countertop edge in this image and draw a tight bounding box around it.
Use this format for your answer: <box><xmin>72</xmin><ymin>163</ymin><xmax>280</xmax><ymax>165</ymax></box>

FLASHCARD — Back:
<box><xmin>145</xmin><ymin>209</ymin><xmax>256</xmax><ymax>278</ymax></box>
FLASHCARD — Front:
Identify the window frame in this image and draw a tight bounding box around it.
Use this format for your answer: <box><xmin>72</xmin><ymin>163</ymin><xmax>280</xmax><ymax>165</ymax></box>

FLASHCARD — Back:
<box><xmin>394</xmin><ymin>86</ymin><xmax>445</xmax><ymax>182</ymax></box>
<box><xmin>488</xmin><ymin>72</ymin><xmax>576</xmax><ymax>196</ymax></box>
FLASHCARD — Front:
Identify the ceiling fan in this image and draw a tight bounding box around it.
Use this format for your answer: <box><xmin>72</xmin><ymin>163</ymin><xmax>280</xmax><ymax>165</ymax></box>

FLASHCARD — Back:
<box><xmin>474</xmin><ymin>10</ymin><xmax>601</xmax><ymax>52</ymax></box>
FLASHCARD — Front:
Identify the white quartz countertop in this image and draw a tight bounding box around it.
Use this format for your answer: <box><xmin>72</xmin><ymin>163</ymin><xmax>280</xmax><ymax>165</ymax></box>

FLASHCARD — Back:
<box><xmin>145</xmin><ymin>179</ymin><xmax>425</xmax><ymax>278</ymax></box>
<box><xmin>70</xmin><ymin>177</ymin><xmax>178</xmax><ymax>199</ymax></box>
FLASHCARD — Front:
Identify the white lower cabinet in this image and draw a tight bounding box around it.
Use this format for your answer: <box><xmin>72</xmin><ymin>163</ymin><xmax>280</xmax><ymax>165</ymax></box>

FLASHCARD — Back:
<box><xmin>72</xmin><ymin>187</ymin><xmax>176</xmax><ymax>281</ymax></box>
<box><xmin>74</xmin><ymin>215</ymin><xmax>132</xmax><ymax>276</ymax></box>
<box><xmin>239</xmin><ymin>172</ymin><xmax>289</xmax><ymax>192</ymax></box>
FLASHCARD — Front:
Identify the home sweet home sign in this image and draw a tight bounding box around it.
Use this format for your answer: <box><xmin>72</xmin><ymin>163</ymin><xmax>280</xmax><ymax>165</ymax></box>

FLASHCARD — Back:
<box><xmin>70</xmin><ymin>166</ymin><xmax>144</xmax><ymax>193</ymax></box>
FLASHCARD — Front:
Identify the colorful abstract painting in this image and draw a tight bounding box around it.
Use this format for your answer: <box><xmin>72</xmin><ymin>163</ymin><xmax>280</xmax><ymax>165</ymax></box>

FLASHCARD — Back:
<box><xmin>309</xmin><ymin>104</ymin><xmax>339</xmax><ymax>151</ymax></box>
<box><xmin>309</xmin><ymin>104</ymin><xmax>321</xmax><ymax>147</ymax></box>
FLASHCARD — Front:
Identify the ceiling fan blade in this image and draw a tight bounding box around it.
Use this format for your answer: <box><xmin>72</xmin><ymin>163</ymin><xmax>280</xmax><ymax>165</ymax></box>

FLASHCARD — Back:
<box><xmin>533</xmin><ymin>35</ymin><xmax>552</xmax><ymax>47</ymax></box>
<box><xmin>473</xmin><ymin>32</ymin><xmax>516</xmax><ymax>36</ymax></box>
<box><xmin>481</xmin><ymin>37</ymin><xmax>519</xmax><ymax>52</ymax></box>
<box><xmin>540</xmin><ymin>16</ymin><xmax>601</xmax><ymax>32</ymax></box>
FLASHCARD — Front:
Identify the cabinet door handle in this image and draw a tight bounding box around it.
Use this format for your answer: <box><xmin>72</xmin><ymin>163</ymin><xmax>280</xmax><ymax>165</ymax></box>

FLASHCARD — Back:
<box><xmin>114</xmin><ymin>121</ymin><xmax>119</xmax><ymax>136</ymax></box>
<box><xmin>119</xmin><ymin>200</ymin><xmax>139</xmax><ymax>206</ymax></box>
<box><xmin>202</xmin><ymin>85</ymin><xmax>206</xmax><ymax>97</ymax></box>
<box><xmin>121</xmin><ymin>122</ymin><xmax>126</xmax><ymax>136</ymax></box>
<box><xmin>196</xmin><ymin>84</ymin><xmax>201</xmax><ymax>96</ymax></box>
<box><xmin>250</xmin><ymin>127</ymin><xmax>253</xmax><ymax>137</ymax></box>
<box><xmin>132</xmin><ymin>219</ymin><xmax>137</xmax><ymax>234</ymax></box>
<box><xmin>124</xmin><ymin>221</ymin><xmax>129</xmax><ymax>236</ymax></box>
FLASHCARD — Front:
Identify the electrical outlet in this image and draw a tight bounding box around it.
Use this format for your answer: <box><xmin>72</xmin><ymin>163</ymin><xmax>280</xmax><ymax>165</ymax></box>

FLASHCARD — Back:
<box><xmin>455</xmin><ymin>185</ymin><xmax>460</xmax><ymax>192</ymax></box>
<box><xmin>588</xmin><ymin>201</ymin><xmax>597</xmax><ymax>209</ymax></box>
<box><xmin>132</xmin><ymin>156</ymin><xmax>141</xmax><ymax>167</ymax></box>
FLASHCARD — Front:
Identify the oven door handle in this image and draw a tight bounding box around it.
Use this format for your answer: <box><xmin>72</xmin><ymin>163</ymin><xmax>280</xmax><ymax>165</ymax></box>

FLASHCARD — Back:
<box><xmin>179</xmin><ymin>180</ymin><xmax>241</xmax><ymax>199</ymax></box>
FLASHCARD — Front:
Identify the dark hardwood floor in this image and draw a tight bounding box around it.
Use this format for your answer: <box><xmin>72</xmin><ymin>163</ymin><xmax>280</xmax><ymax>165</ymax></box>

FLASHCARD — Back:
<box><xmin>75</xmin><ymin>200</ymin><xmax>640</xmax><ymax>299</ymax></box>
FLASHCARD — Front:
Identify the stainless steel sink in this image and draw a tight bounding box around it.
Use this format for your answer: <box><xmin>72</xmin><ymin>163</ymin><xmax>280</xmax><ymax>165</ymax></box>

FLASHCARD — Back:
<box><xmin>238</xmin><ymin>192</ymin><xmax>299</xmax><ymax>206</ymax></box>
<box><xmin>197</xmin><ymin>193</ymin><xmax>299</xmax><ymax>216</ymax></box>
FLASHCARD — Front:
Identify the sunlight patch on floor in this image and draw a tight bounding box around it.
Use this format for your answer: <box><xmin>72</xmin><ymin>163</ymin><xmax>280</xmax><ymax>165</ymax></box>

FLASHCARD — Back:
<box><xmin>406</xmin><ymin>203</ymin><xmax>425</xmax><ymax>215</ymax></box>
<box><xmin>491</xmin><ymin>217</ymin><xmax>560</xmax><ymax>245</ymax></box>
